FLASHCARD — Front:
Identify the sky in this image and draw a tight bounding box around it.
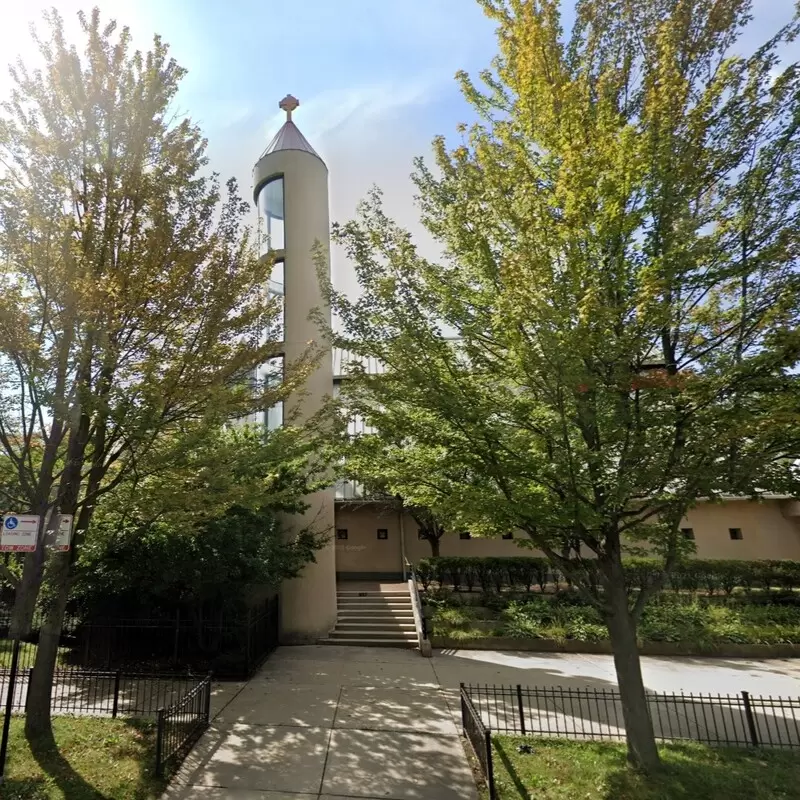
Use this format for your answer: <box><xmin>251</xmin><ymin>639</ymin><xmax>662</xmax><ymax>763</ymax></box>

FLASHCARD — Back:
<box><xmin>0</xmin><ymin>1</ymin><xmax>797</xmax><ymax>295</ymax></box>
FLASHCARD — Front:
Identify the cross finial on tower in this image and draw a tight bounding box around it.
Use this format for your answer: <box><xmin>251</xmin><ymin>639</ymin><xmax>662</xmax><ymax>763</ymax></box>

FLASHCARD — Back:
<box><xmin>279</xmin><ymin>94</ymin><xmax>300</xmax><ymax>121</ymax></box>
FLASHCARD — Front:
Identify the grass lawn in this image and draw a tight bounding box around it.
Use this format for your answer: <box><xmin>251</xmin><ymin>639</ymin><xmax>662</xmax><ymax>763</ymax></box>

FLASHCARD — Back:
<box><xmin>0</xmin><ymin>717</ymin><xmax>166</xmax><ymax>800</ymax></box>
<box><xmin>488</xmin><ymin>737</ymin><xmax>800</xmax><ymax>799</ymax></box>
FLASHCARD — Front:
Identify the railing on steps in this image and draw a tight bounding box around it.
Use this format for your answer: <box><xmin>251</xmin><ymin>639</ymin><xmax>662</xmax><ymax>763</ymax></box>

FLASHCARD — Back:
<box><xmin>405</xmin><ymin>559</ymin><xmax>432</xmax><ymax>657</ymax></box>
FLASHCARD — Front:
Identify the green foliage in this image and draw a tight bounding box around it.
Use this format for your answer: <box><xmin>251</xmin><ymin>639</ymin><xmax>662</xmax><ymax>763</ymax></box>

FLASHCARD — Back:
<box><xmin>431</xmin><ymin>591</ymin><xmax>800</xmax><ymax>646</ymax></box>
<box><xmin>71</xmin><ymin>424</ymin><xmax>330</xmax><ymax>618</ymax></box>
<box><xmin>418</xmin><ymin>556</ymin><xmax>800</xmax><ymax>599</ymax></box>
<box><xmin>329</xmin><ymin>0</ymin><xmax>800</xmax><ymax>770</ymax></box>
<box><xmin>73</xmin><ymin>505</ymin><xmax>320</xmax><ymax>618</ymax></box>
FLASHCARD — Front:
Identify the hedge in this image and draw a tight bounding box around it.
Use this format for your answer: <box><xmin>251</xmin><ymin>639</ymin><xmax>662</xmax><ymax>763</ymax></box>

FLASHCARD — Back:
<box><xmin>414</xmin><ymin>556</ymin><xmax>800</xmax><ymax>596</ymax></box>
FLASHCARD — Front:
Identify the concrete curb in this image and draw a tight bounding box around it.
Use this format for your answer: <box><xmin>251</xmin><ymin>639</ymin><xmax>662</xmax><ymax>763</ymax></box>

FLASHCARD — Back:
<box><xmin>430</xmin><ymin>636</ymin><xmax>800</xmax><ymax>658</ymax></box>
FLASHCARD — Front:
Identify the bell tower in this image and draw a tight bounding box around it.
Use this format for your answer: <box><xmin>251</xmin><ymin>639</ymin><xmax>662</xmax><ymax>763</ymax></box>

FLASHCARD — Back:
<box><xmin>253</xmin><ymin>95</ymin><xmax>336</xmax><ymax>642</ymax></box>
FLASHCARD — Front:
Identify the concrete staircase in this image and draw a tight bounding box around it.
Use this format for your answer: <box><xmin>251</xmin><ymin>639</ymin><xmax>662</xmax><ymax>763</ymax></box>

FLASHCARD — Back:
<box><xmin>324</xmin><ymin>585</ymin><xmax>418</xmax><ymax>648</ymax></box>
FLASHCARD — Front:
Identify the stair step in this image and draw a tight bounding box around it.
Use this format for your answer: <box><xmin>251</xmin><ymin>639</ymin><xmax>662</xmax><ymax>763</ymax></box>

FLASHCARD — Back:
<box><xmin>321</xmin><ymin>637</ymin><xmax>417</xmax><ymax>648</ymax></box>
<box><xmin>327</xmin><ymin>631</ymin><xmax>417</xmax><ymax>647</ymax></box>
<box><xmin>335</xmin><ymin>622</ymin><xmax>416</xmax><ymax>631</ymax></box>
<box><xmin>337</xmin><ymin>591</ymin><xmax>410</xmax><ymax>598</ymax></box>
<box><xmin>336</xmin><ymin>608</ymin><xmax>414</xmax><ymax>619</ymax></box>
<box><xmin>330</xmin><ymin>629</ymin><xmax>416</xmax><ymax>640</ymax></box>
<box><xmin>337</xmin><ymin>614</ymin><xmax>415</xmax><ymax>621</ymax></box>
<box><xmin>337</xmin><ymin>596</ymin><xmax>411</xmax><ymax>601</ymax></box>
<box><xmin>337</xmin><ymin>608</ymin><xmax>414</xmax><ymax>619</ymax></box>
<box><xmin>337</xmin><ymin>601</ymin><xmax>412</xmax><ymax>608</ymax></box>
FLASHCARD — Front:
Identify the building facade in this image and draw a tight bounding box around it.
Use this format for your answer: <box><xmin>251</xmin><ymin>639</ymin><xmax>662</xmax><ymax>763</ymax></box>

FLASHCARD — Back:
<box><xmin>255</xmin><ymin>98</ymin><xmax>800</xmax><ymax>637</ymax></box>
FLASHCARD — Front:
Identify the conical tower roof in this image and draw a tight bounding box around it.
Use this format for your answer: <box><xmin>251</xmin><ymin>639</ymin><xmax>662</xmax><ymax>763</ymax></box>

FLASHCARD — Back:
<box><xmin>257</xmin><ymin>94</ymin><xmax>323</xmax><ymax>163</ymax></box>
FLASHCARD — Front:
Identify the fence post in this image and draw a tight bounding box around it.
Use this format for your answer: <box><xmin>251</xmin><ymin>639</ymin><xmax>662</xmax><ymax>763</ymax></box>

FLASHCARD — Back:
<box><xmin>204</xmin><ymin>673</ymin><xmax>212</xmax><ymax>724</ymax></box>
<box><xmin>516</xmin><ymin>684</ymin><xmax>526</xmax><ymax>735</ymax></box>
<box><xmin>112</xmin><ymin>670</ymin><xmax>122</xmax><ymax>718</ymax></box>
<box><xmin>24</xmin><ymin>668</ymin><xmax>33</xmax><ymax>711</ymax></box>
<box><xmin>172</xmin><ymin>608</ymin><xmax>180</xmax><ymax>665</ymax></box>
<box><xmin>741</xmin><ymin>691</ymin><xmax>759</xmax><ymax>747</ymax></box>
<box><xmin>245</xmin><ymin>607</ymin><xmax>252</xmax><ymax>677</ymax></box>
<box><xmin>459</xmin><ymin>683</ymin><xmax>467</xmax><ymax>734</ymax></box>
<box><xmin>484</xmin><ymin>727</ymin><xmax>496</xmax><ymax>800</ymax></box>
<box><xmin>0</xmin><ymin>639</ymin><xmax>21</xmax><ymax>784</ymax></box>
<box><xmin>155</xmin><ymin>707</ymin><xmax>165</xmax><ymax>777</ymax></box>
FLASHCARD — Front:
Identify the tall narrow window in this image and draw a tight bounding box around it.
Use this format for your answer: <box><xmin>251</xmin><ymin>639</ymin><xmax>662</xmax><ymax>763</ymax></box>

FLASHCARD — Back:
<box><xmin>263</xmin><ymin>356</ymin><xmax>284</xmax><ymax>430</ymax></box>
<box><xmin>266</xmin><ymin>259</ymin><xmax>284</xmax><ymax>342</ymax></box>
<box><xmin>258</xmin><ymin>177</ymin><xmax>285</xmax><ymax>254</ymax></box>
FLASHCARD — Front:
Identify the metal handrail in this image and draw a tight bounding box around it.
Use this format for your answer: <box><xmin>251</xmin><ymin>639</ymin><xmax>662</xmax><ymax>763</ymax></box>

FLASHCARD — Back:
<box><xmin>405</xmin><ymin>558</ymin><xmax>430</xmax><ymax>654</ymax></box>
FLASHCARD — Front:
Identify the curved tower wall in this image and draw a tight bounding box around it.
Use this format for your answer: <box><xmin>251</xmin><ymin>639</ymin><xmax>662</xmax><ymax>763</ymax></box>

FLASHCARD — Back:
<box><xmin>253</xmin><ymin>142</ymin><xmax>336</xmax><ymax>643</ymax></box>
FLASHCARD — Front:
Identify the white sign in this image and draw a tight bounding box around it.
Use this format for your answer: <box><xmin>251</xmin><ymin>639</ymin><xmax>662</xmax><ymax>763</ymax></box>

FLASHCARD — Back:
<box><xmin>1</xmin><ymin>514</ymin><xmax>40</xmax><ymax>552</ymax></box>
<box><xmin>53</xmin><ymin>515</ymin><xmax>74</xmax><ymax>552</ymax></box>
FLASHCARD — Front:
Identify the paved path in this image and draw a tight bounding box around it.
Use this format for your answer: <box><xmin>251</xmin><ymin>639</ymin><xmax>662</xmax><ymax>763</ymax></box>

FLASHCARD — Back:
<box><xmin>165</xmin><ymin>647</ymin><xmax>800</xmax><ymax>800</ymax></box>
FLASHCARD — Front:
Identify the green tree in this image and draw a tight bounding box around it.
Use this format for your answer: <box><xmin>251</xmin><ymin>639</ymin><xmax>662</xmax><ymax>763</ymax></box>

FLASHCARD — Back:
<box><xmin>73</xmin><ymin>423</ymin><xmax>331</xmax><ymax>623</ymax></box>
<box><xmin>0</xmin><ymin>9</ymin><xmax>317</xmax><ymax>741</ymax></box>
<box><xmin>328</xmin><ymin>0</ymin><xmax>800</xmax><ymax>772</ymax></box>
<box><xmin>339</xmin><ymin>422</ymin><xmax>453</xmax><ymax>556</ymax></box>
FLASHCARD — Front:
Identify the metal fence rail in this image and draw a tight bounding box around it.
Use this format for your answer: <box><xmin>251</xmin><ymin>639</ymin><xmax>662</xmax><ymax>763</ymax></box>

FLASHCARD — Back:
<box><xmin>462</xmin><ymin>684</ymin><xmax>800</xmax><ymax>798</ymax></box>
<box><xmin>0</xmin><ymin>595</ymin><xmax>280</xmax><ymax>679</ymax></box>
<box><xmin>460</xmin><ymin>684</ymin><xmax>496</xmax><ymax>800</ymax></box>
<box><xmin>464</xmin><ymin>684</ymin><xmax>800</xmax><ymax>749</ymax></box>
<box><xmin>0</xmin><ymin>667</ymin><xmax>204</xmax><ymax>718</ymax></box>
<box><xmin>155</xmin><ymin>673</ymin><xmax>212</xmax><ymax>778</ymax></box>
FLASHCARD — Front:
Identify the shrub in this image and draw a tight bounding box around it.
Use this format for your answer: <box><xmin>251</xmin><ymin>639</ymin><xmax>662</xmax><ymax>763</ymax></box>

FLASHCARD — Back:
<box><xmin>415</xmin><ymin>555</ymin><xmax>800</xmax><ymax>601</ymax></box>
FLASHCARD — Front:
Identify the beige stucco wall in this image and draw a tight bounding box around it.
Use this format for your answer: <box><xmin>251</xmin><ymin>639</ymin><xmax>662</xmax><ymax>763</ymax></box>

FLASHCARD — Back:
<box><xmin>334</xmin><ymin>499</ymin><xmax>800</xmax><ymax>573</ymax></box>
<box><xmin>334</xmin><ymin>506</ymin><xmax>406</xmax><ymax>575</ymax></box>
<box><xmin>682</xmin><ymin>500</ymin><xmax>800</xmax><ymax>560</ymax></box>
<box><xmin>254</xmin><ymin>144</ymin><xmax>336</xmax><ymax>641</ymax></box>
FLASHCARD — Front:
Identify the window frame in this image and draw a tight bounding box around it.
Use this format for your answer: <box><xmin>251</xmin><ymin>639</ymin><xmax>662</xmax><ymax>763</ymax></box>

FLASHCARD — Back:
<box><xmin>257</xmin><ymin>176</ymin><xmax>285</xmax><ymax>254</ymax></box>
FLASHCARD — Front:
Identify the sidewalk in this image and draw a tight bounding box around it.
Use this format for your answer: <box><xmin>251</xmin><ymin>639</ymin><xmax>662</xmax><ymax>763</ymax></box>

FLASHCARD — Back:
<box><xmin>164</xmin><ymin>645</ymin><xmax>800</xmax><ymax>799</ymax></box>
<box><xmin>164</xmin><ymin>645</ymin><xmax>477</xmax><ymax>800</ymax></box>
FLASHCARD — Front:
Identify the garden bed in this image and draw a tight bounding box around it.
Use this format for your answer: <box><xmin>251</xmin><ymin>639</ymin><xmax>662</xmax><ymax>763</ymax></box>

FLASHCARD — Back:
<box><xmin>424</xmin><ymin>591</ymin><xmax>800</xmax><ymax>654</ymax></box>
<box><xmin>487</xmin><ymin>737</ymin><xmax>800</xmax><ymax>800</ymax></box>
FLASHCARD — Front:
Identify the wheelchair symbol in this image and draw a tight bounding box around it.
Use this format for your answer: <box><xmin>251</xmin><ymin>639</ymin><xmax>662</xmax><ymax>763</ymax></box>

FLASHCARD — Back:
<box><xmin>4</xmin><ymin>517</ymin><xmax>18</xmax><ymax>530</ymax></box>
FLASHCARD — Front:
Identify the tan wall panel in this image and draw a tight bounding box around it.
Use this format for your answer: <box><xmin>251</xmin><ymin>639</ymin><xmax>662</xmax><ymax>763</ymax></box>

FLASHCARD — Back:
<box><xmin>335</xmin><ymin>500</ymin><xmax>800</xmax><ymax>570</ymax></box>
<box><xmin>682</xmin><ymin>501</ymin><xmax>800</xmax><ymax>560</ymax></box>
<box><xmin>334</xmin><ymin>506</ymin><xmax>405</xmax><ymax>574</ymax></box>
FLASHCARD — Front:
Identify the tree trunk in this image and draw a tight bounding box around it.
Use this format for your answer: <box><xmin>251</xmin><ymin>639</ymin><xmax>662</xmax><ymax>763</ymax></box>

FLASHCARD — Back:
<box><xmin>10</xmin><ymin>553</ymin><xmax>45</xmax><ymax>640</ymax></box>
<box><xmin>24</xmin><ymin>551</ymin><xmax>71</xmax><ymax>742</ymax></box>
<box><xmin>9</xmin><ymin>509</ymin><xmax>58</xmax><ymax>640</ymax></box>
<box><xmin>428</xmin><ymin>536</ymin><xmax>440</xmax><ymax>558</ymax></box>
<box><xmin>605</xmin><ymin>576</ymin><xmax>661</xmax><ymax>772</ymax></box>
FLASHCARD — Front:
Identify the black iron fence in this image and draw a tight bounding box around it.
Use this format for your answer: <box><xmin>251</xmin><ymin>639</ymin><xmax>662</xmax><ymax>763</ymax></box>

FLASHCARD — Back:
<box><xmin>461</xmin><ymin>684</ymin><xmax>800</xmax><ymax>797</ymax></box>
<box><xmin>464</xmin><ymin>684</ymin><xmax>800</xmax><ymax>748</ymax></box>
<box><xmin>460</xmin><ymin>685</ymin><xmax>496</xmax><ymax>800</ymax></box>
<box><xmin>0</xmin><ymin>595</ymin><xmax>280</xmax><ymax>679</ymax></box>
<box><xmin>0</xmin><ymin>665</ymin><xmax>206</xmax><ymax>717</ymax></box>
<box><xmin>155</xmin><ymin>673</ymin><xmax>212</xmax><ymax>778</ymax></box>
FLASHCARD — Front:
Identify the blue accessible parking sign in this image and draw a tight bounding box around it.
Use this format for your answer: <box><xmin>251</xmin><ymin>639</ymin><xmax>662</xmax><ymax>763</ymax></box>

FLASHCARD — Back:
<box><xmin>0</xmin><ymin>514</ymin><xmax>39</xmax><ymax>551</ymax></box>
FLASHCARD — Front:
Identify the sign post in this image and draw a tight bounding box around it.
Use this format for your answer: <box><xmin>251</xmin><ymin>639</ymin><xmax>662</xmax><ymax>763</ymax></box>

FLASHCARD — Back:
<box><xmin>53</xmin><ymin>514</ymin><xmax>74</xmax><ymax>552</ymax></box>
<box><xmin>0</xmin><ymin>515</ymin><xmax>40</xmax><ymax>552</ymax></box>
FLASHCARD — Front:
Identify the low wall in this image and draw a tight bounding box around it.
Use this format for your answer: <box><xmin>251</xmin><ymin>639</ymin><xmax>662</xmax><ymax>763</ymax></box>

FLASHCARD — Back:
<box><xmin>431</xmin><ymin>635</ymin><xmax>800</xmax><ymax>658</ymax></box>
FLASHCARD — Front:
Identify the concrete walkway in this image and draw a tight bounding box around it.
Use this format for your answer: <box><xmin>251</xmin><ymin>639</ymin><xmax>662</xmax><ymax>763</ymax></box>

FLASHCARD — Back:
<box><xmin>165</xmin><ymin>647</ymin><xmax>800</xmax><ymax>800</ymax></box>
